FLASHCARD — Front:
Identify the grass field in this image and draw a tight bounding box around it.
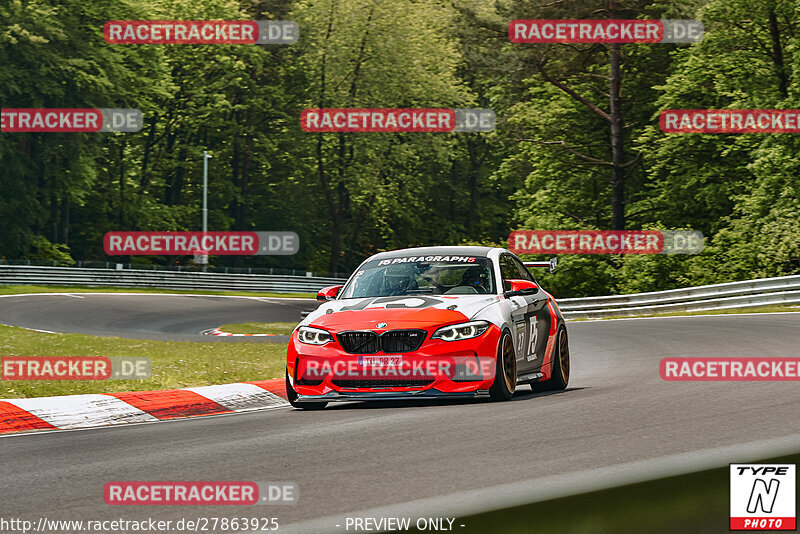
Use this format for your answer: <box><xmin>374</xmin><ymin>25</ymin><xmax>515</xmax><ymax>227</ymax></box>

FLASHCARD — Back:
<box><xmin>217</xmin><ymin>322</ymin><xmax>298</xmax><ymax>335</ymax></box>
<box><xmin>0</xmin><ymin>284</ymin><xmax>315</xmax><ymax>299</ymax></box>
<box><xmin>0</xmin><ymin>324</ymin><xmax>288</xmax><ymax>399</ymax></box>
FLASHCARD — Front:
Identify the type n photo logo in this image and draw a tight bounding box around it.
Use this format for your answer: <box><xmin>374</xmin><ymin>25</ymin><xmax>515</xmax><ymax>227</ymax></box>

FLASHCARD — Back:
<box><xmin>730</xmin><ymin>464</ymin><xmax>796</xmax><ymax>530</ymax></box>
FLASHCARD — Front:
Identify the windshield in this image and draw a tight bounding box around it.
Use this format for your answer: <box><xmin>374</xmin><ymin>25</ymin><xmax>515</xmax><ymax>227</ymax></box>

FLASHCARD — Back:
<box><xmin>340</xmin><ymin>256</ymin><xmax>496</xmax><ymax>298</ymax></box>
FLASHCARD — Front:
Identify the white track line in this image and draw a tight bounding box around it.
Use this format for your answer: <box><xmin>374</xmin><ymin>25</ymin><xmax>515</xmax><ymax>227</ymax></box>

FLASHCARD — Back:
<box><xmin>0</xmin><ymin>323</ymin><xmax>57</xmax><ymax>334</ymax></box>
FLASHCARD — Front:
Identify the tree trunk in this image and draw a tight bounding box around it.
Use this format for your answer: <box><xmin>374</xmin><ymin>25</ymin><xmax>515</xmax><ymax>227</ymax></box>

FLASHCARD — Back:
<box><xmin>608</xmin><ymin>41</ymin><xmax>625</xmax><ymax>231</ymax></box>
<box><xmin>317</xmin><ymin>2</ymin><xmax>342</xmax><ymax>275</ymax></box>
<box><xmin>466</xmin><ymin>138</ymin><xmax>480</xmax><ymax>237</ymax></box>
<box><xmin>61</xmin><ymin>196</ymin><xmax>70</xmax><ymax>245</ymax></box>
<box><xmin>119</xmin><ymin>140</ymin><xmax>126</xmax><ymax>227</ymax></box>
<box><xmin>767</xmin><ymin>9</ymin><xmax>788</xmax><ymax>98</ymax></box>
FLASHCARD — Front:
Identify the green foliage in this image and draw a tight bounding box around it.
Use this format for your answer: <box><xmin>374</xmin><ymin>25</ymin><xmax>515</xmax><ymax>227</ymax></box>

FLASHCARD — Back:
<box><xmin>0</xmin><ymin>323</ymin><xmax>287</xmax><ymax>398</ymax></box>
<box><xmin>1</xmin><ymin>0</ymin><xmax>799</xmax><ymax>295</ymax></box>
<box><xmin>26</xmin><ymin>236</ymin><xmax>75</xmax><ymax>265</ymax></box>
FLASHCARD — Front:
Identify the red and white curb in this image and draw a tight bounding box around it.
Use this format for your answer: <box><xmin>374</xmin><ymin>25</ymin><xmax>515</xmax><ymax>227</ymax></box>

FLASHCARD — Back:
<box><xmin>205</xmin><ymin>328</ymin><xmax>282</xmax><ymax>337</ymax></box>
<box><xmin>0</xmin><ymin>379</ymin><xmax>289</xmax><ymax>436</ymax></box>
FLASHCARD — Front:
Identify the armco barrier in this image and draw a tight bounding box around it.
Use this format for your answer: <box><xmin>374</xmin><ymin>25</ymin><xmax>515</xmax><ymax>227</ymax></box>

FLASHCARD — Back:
<box><xmin>1</xmin><ymin>265</ymin><xmax>798</xmax><ymax>317</ymax></box>
<box><xmin>558</xmin><ymin>274</ymin><xmax>800</xmax><ymax>319</ymax></box>
<box><xmin>0</xmin><ymin>265</ymin><xmax>347</xmax><ymax>294</ymax></box>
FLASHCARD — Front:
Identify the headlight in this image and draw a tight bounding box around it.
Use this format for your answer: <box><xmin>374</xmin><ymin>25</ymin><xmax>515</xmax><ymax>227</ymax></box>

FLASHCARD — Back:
<box><xmin>431</xmin><ymin>321</ymin><xmax>490</xmax><ymax>341</ymax></box>
<box><xmin>297</xmin><ymin>326</ymin><xmax>333</xmax><ymax>345</ymax></box>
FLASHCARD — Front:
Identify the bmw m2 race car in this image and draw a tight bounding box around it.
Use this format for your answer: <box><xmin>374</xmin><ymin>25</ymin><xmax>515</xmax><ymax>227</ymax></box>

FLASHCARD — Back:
<box><xmin>285</xmin><ymin>246</ymin><xmax>569</xmax><ymax>409</ymax></box>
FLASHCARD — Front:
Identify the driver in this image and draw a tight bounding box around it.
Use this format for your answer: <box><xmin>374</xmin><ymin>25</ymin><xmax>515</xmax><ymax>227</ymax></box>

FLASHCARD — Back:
<box><xmin>384</xmin><ymin>267</ymin><xmax>419</xmax><ymax>296</ymax></box>
<box><xmin>384</xmin><ymin>275</ymin><xmax>410</xmax><ymax>295</ymax></box>
<box><xmin>459</xmin><ymin>266</ymin><xmax>488</xmax><ymax>293</ymax></box>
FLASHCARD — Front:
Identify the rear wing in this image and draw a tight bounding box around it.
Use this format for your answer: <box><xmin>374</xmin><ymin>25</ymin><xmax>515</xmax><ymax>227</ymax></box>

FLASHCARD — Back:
<box><xmin>523</xmin><ymin>257</ymin><xmax>557</xmax><ymax>274</ymax></box>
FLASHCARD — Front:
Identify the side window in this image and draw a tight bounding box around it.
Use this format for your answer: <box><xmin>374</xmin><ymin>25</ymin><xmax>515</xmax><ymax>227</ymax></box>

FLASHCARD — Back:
<box><xmin>499</xmin><ymin>255</ymin><xmax>519</xmax><ymax>282</ymax></box>
<box><xmin>511</xmin><ymin>257</ymin><xmax>535</xmax><ymax>282</ymax></box>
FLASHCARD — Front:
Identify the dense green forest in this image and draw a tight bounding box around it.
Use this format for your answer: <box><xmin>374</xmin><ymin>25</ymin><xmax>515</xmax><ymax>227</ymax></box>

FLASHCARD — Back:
<box><xmin>1</xmin><ymin>0</ymin><xmax>798</xmax><ymax>296</ymax></box>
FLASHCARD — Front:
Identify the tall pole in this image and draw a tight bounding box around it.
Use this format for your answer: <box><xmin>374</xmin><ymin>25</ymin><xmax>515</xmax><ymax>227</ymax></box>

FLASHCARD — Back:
<box><xmin>200</xmin><ymin>151</ymin><xmax>212</xmax><ymax>270</ymax></box>
<box><xmin>608</xmin><ymin>0</ymin><xmax>625</xmax><ymax>231</ymax></box>
<box><xmin>203</xmin><ymin>150</ymin><xmax>210</xmax><ymax>234</ymax></box>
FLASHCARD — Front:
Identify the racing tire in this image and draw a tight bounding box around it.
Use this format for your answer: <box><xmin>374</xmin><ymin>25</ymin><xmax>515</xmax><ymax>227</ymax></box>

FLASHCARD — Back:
<box><xmin>489</xmin><ymin>331</ymin><xmax>517</xmax><ymax>401</ymax></box>
<box><xmin>286</xmin><ymin>372</ymin><xmax>328</xmax><ymax>410</ymax></box>
<box><xmin>531</xmin><ymin>326</ymin><xmax>569</xmax><ymax>392</ymax></box>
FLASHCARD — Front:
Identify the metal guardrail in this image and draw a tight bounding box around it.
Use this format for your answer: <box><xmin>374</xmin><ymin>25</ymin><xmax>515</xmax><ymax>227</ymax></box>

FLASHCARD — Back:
<box><xmin>1</xmin><ymin>265</ymin><xmax>798</xmax><ymax>316</ymax></box>
<box><xmin>0</xmin><ymin>265</ymin><xmax>347</xmax><ymax>294</ymax></box>
<box><xmin>559</xmin><ymin>274</ymin><xmax>800</xmax><ymax>319</ymax></box>
<box><xmin>0</xmin><ymin>258</ymin><xmax>350</xmax><ymax>279</ymax></box>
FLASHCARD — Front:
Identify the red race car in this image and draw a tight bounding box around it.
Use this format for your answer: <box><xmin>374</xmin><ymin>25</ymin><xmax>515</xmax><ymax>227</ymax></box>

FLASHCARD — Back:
<box><xmin>285</xmin><ymin>246</ymin><xmax>569</xmax><ymax>409</ymax></box>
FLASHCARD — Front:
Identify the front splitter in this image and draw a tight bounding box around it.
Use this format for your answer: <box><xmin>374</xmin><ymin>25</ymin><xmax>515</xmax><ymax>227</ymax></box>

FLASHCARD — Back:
<box><xmin>296</xmin><ymin>388</ymin><xmax>490</xmax><ymax>403</ymax></box>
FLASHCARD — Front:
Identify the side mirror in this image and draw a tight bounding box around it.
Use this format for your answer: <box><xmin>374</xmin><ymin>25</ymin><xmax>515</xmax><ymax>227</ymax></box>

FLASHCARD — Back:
<box><xmin>316</xmin><ymin>285</ymin><xmax>343</xmax><ymax>301</ymax></box>
<box><xmin>503</xmin><ymin>279</ymin><xmax>538</xmax><ymax>298</ymax></box>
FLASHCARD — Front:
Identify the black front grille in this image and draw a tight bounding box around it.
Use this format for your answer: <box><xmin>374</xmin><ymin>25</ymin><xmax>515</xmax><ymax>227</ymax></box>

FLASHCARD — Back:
<box><xmin>338</xmin><ymin>331</ymin><xmax>380</xmax><ymax>354</ymax></box>
<box><xmin>332</xmin><ymin>379</ymin><xmax>434</xmax><ymax>389</ymax></box>
<box><xmin>337</xmin><ymin>329</ymin><xmax>427</xmax><ymax>354</ymax></box>
<box><xmin>380</xmin><ymin>330</ymin><xmax>426</xmax><ymax>353</ymax></box>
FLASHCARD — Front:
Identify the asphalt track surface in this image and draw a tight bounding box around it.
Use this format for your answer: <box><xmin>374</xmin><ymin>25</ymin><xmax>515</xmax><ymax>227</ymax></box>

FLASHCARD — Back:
<box><xmin>1</xmin><ymin>295</ymin><xmax>800</xmax><ymax>534</ymax></box>
<box><xmin>0</xmin><ymin>293</ymin><xmax>318</xmax><ymax>341</ymax></box>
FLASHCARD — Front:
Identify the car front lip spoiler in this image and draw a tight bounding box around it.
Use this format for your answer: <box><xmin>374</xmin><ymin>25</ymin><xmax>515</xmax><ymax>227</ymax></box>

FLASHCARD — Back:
<box><xmin>296</xmin><ymin>388</ymin><xmax>490</xmax><ymax>403</ymax></box>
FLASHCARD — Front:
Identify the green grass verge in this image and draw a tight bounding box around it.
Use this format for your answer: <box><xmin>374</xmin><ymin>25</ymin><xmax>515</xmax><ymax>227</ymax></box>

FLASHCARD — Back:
<box><xmin>570</xmin><ymin>304</ymin><xmax>800</xmax><ymax>321</ymax></box>
<box><xmin>217</xmin><ymin>322</ymin><xmax>298</xmax><ymax>335</ymax></box>
<box><xmin>0</xmin><ymin>284</ymin><xmax>315</xmax><ymax>299</ymax></box>
<box><xmin>0</xmin><ymin>324</ymin><xmax>288</xmax><ymax>399</ymax></box>
<box><xmin>451</xmin><ymin>452</ymin><xmax>800</xmax><ymax>534</ymax></box>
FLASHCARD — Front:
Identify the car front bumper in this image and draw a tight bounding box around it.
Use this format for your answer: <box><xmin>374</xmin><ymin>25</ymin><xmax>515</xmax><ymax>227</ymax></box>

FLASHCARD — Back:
<box><xmin>296</xmin><ymin>388</ymin><xmax>492</xmax><ymax>403</ymax></box>
<box><xmin>286</xmin><ymin>325</ymin><xmax>502</xmax><ymax>399</ymax></box>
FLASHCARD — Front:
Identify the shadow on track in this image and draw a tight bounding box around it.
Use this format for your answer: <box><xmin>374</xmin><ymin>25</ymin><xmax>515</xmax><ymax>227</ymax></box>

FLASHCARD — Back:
<box><xmin>290</xmin><ymin>387</ymin><xmax>586</xmax><ymax>411</ymax></box>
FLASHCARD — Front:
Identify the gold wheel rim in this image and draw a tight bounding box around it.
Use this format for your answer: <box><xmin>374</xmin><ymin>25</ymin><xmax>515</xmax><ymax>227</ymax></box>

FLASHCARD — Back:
<box><xmin>559</xmin><ymin>329</ymin><xmax>570</xmax><ymax>383</ymax></box>
<box><xmin>502</xmin><ymin>335</ymin><xmax>516</xmax><ymax>394</ymax></box>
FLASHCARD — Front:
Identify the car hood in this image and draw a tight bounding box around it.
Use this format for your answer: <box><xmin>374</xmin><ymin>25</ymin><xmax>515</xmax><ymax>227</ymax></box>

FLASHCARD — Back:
<box><xmin>305</xmin><ymin>294</ymin><xmax>500</xmax><ymax>330</ymax></box>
